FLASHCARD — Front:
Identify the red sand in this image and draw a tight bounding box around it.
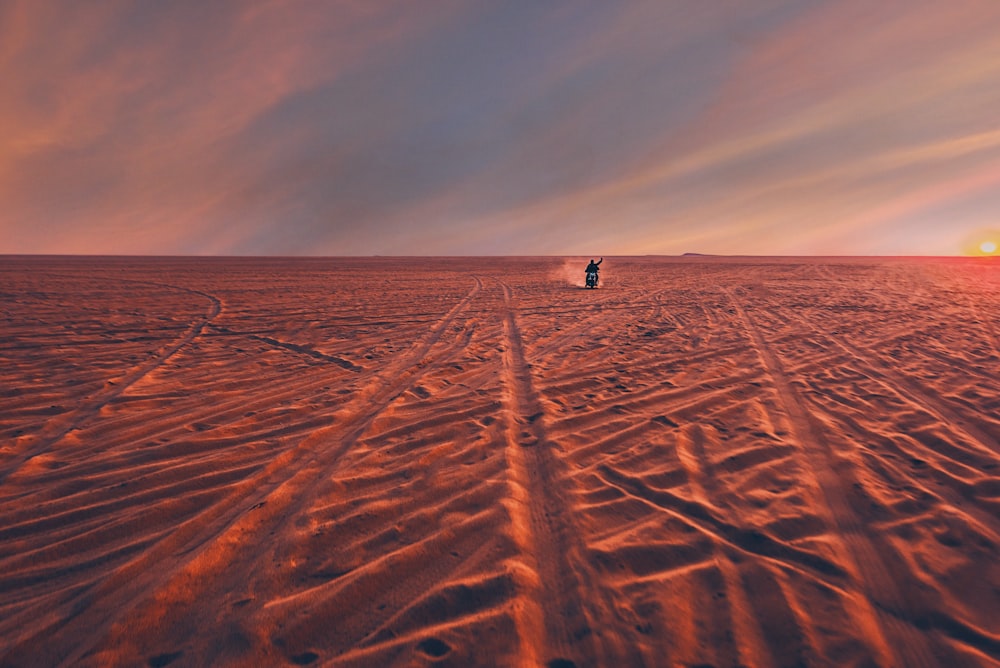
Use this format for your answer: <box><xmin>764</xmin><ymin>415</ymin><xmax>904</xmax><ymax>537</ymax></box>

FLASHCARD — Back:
<box><xmin>1</xmin><ymin>256</ymin><xmax>998</xmax><ymax>667</ymax></box>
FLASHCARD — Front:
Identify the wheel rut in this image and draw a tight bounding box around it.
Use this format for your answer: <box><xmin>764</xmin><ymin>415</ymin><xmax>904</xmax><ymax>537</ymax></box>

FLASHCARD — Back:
<box><xmin>725</xmin><ymin>288</ymin><xmax>937</xmax><ymax>667</ymax></box>
<box><xmin>9</xmin><ymin>278</ymin><xmax>483</xmax><ymax>667</ymax></box>
<box><xmin>0</xmin><ymin>280</ymin><xmax>222</xmax><ymax>485</ymax></box>
<box><xmin>773</xmin><ymin>300</ymin><xmax>1000</xmax><ymax>649</ymax></box>
<box><xmin>207</xmin><ymin>325</ymin><xmax>364</xmax><ymax>372</ymax></box>
<box><xmin>499</xmin><ymin>281</ymin><xmax>641</xmax><ymax>668</ymax></box>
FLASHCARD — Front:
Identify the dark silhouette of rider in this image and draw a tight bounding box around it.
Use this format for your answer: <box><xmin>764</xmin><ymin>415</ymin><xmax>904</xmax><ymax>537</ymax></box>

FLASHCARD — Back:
<box><xmin>586</xmin><ymin>258</ymin><xmax>603</xmax><ymax>274</ymax></box>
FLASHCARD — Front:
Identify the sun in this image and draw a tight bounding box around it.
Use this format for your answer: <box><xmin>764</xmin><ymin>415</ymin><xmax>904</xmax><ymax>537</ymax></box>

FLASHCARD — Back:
<box><xmin>962</xmin><ymin>229</ymin><xmax>1000</xmax><ymax>255</ymax></box>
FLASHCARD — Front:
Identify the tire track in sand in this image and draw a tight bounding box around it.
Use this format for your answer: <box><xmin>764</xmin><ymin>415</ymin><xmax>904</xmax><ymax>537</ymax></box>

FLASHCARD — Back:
<box><xmin>499</xmin><ymin>281</ymin><xmax>642</xmax><ymax>668</ymax></box>
<box><xmin>725</xmin><ymin>287</ymin><xmax>938</xmax><ymax>667</ymax></box>
<box><xmin>3</xmin><ymin>279</ymin><xmax>482</xmax><ymax>667</ymax></box>
<box><xmin>0</xmin><ymin>280</ymin><xmax>222</xmax><ymax>485</ymax></box>
<box><xmin>771</xmin><ymin>306</ymin><xmax>1000</xmax><ymax>661</ymax></box>
<box><xmin>672</xmin><ymin>423</ymin><xmax>773</xmax><ymax>668</ymax></box>
<box><xmin>206</xmin><ymin>324</ymin><xmax>364</xmax><ymax>372</ymax></box>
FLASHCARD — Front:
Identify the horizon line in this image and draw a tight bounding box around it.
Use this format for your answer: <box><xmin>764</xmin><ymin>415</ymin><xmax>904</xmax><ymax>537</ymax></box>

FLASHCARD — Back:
<box><xmin>1</xmin><ymin>252</ymin><xmax>996</xmax><ymax>260</ymax></box>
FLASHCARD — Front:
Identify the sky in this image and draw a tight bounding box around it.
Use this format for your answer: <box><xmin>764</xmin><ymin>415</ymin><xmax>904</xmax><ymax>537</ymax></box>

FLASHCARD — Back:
<box><xmin>3</xmin><ymin>1</ymin><xmax>1000</xmax><ymax>256</ymax></box>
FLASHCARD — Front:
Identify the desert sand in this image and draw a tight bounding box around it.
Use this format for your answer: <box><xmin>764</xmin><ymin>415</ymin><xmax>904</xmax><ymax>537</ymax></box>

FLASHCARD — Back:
<box><xmin>1</xmin><ymin>255</ymin><xmax>998</xmax><ymax>667</ymax></box>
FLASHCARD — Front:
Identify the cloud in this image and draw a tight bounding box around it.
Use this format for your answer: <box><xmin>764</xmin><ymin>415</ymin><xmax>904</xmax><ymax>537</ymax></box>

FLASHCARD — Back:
<box><xmin>3</xmin><ymin>1</ymin><xmax>1000</xmax><ymax>255</ymax></box>
<box><xmin>0</xmin><ymin>0</ymin><xmax>459</xmax><ymax>253</ymax></box>
<box><xmin>467</xmin><ymin>0</ymin><xmax>1000</xmax><ymax>256</ymax></box>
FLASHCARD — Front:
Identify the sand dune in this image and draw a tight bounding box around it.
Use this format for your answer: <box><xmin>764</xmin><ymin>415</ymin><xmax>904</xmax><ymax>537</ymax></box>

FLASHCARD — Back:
<box><xmin>1</xmin><ymin>256</ymin><xmax>998</xmax><ymax>667</ymax></box>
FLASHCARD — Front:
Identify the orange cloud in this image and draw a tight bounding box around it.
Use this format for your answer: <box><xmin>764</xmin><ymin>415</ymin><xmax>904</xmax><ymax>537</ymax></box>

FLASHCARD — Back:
<box><xmin>0</xmin><ymin>1</ymin><xmax>462</xmax><ymax>253</ymax></box>
<box><xmin>4</xmin><ymin>2</ymin><xmax>1000</xmax><ymax>255</ymax></box>
<box><xmin>470</xmin><ymin>0</ymin><xmax>1000</xmax><ymax>255</ymax></box>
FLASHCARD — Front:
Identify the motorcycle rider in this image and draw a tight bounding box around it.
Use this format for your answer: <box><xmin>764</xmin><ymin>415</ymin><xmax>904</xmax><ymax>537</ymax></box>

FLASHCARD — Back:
<box><xmin>585</xmin><ymin>257</ymin><xmax>603</xmax><ymax>287</ymax></box>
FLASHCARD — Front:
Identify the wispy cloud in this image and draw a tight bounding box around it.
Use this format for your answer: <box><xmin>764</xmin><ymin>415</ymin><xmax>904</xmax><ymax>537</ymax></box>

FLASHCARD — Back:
<box><xmin>3</xmin><ymin>1</ymin><xmax>1000</xmax><ymax>255</ymax></box>
<box><xmin>0</xmin><ymin>0</ymin><xmax>457</xmax><ymax>253</ymax></box>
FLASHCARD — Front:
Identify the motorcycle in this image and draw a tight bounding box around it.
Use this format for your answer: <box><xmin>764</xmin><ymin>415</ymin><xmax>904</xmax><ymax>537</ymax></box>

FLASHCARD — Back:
<box><xmin>585</xmin><ymin>271</ymin><xmax>599</xmax><ymax>289</ymax></box>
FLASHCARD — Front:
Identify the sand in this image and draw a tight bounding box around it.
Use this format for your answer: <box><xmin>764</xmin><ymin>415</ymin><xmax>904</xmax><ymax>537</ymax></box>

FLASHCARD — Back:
<box><xmin>1</xmin><ymin>255</ymin><xmax>998</xmax><ymax>667</ymax></box>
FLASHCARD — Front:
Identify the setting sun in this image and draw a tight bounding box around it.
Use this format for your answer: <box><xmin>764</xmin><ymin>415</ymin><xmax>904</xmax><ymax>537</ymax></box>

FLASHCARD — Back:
<box><xmin>962</xmin><ymin>229</ymin><xmax>1000</xmax><ymax>255</ymax></box>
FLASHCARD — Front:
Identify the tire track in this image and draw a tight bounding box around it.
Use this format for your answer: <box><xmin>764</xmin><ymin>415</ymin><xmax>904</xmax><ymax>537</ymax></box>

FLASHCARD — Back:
<box><xmin>672</xmin><ymin>422</ymin><xmax>774</xmax><ymax>666</ymax></box>
<box><xmin>593</xmin><ymin>465</ymin><xmax>845</xmax><ymax>582</ymax></box>
<box><xmin>498</xmin><ymin>280</ymin><xmax>643</xmax><ymax>668</ymax></box>
<box><xmin>945</xmin><ymin>269</ymin><xmax>1000</xmax><ymax>362</ymax></box>
<box><xmin>779</xmin><ymin>262</ymin><xmax>999</xmax><ymax>458</ymax></box>
<box><xmin>785</xmin><ymin>308</ymin><xmax>998</xmax><ymax>458</ymax></box>
<box><xmin>207</xmin><ymin>325</ymin><xmax>364</xmax><ymax>372</ymax></box>
<box><xmin>9</xmin><ymin>363</ymin><xmax>353</xmax><ymax>487</ymax></box>
<box><xmin>0</xmin><ymin>281</ymin><xmax>222</xmax><ymax>485</ymax></box>
<box><xmin>725</xmin><ymin>287</ymin><xmax>936</xmax><ymax>667</ymax></box>
<box><xmin>775</xmin><ymin>306</ymin><xmax>1000</xmax><ymax>558</ymax></box>
<box><xmin>2</xmin><ymin>277</ymin><xmax>483</xmax><ymax>667</ymax></box>
<box><xmin>527</xmin><ymin>284</ymin><xmax>674</xmax><ymax>361</ymax></box>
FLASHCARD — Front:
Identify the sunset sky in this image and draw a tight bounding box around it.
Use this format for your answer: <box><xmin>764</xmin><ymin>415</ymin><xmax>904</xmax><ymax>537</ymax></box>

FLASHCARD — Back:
<box><xmin>3</xmin><ymin>1</ymin><xmax>1000</xmax><ymax>256</ymax></box>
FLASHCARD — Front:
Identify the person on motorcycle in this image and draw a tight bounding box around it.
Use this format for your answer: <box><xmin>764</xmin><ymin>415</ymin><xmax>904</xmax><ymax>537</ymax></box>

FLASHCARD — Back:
<box><xmin>585</xmin><ymin>257</ymin><xmax>603</xmax><ymax>288</ymax></box>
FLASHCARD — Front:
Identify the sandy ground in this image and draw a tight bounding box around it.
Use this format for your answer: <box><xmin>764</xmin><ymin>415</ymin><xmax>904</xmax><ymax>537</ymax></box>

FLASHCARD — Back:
<box><xmin>1</xmin><ymin>255</ymin><xmax>999</xmax><ymax>667</ymax></box>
